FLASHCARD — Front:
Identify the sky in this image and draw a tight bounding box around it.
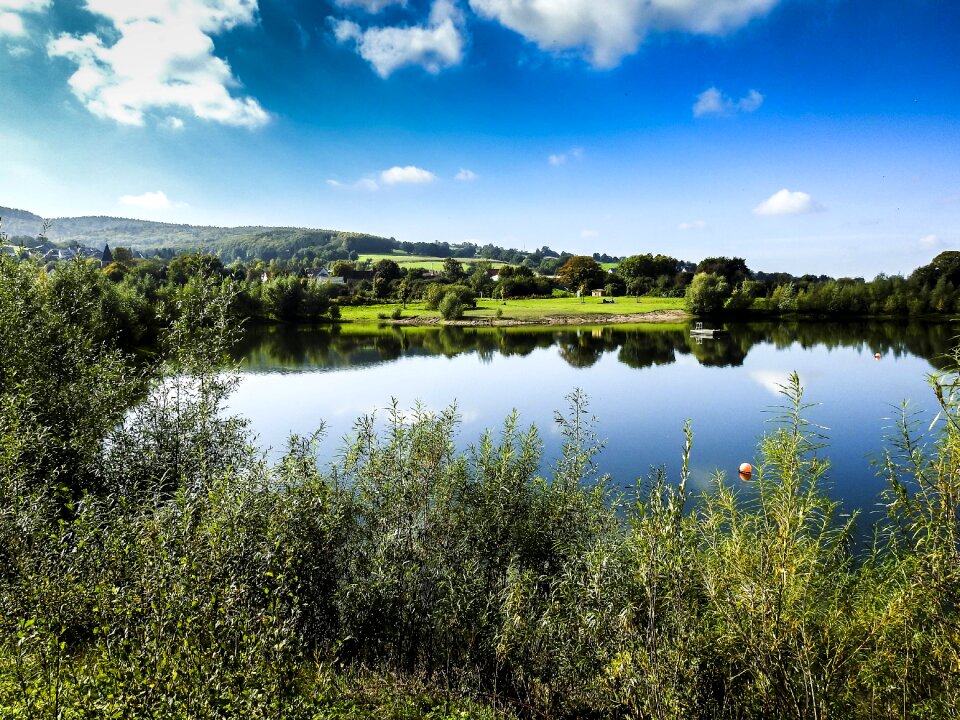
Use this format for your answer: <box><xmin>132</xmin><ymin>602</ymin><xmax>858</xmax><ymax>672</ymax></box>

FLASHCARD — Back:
<box><xmin>1</xmin><ymin>0</ymin><xmax>959</xmax><ymax>277</ymax></box>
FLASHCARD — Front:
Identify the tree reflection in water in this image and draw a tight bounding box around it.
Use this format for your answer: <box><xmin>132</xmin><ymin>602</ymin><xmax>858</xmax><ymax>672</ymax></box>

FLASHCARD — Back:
<box><xmin>233</xmin><ymin>320</ymin><xmax>960</xmax><ymax>374</ymax></box>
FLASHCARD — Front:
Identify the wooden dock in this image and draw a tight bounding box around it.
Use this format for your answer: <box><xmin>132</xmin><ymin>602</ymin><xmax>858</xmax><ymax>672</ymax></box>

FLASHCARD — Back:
<box><xmin>690</xmin><ymin>322</ymin><xmax>726</xmax><ymax>339</ymax></box>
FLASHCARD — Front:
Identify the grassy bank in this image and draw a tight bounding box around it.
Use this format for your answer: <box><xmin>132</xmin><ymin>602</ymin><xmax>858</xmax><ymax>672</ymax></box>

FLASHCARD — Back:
<box><xmin>338</xmin><ymin>295</ymin><xmax>686</xmax><ymax>324</ymax></box>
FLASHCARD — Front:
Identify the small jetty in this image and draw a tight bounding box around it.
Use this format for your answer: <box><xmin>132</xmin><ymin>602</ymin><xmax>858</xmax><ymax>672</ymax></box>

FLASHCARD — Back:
<box><xmin>690</xmin><ymin>322</ymin><xmax>726</xmax><ymax>339</ymax></box>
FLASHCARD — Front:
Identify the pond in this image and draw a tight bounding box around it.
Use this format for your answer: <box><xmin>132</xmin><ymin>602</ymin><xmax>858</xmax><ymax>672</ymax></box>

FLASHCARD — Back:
<box><xmin>229</xmin><ymin>319</ymin><xmax>959</xmax><ymax>517</ymax></box>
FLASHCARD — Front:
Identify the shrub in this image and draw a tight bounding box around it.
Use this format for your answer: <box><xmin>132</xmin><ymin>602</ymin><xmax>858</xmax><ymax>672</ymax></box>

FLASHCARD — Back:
<box><xmin>439</xmin><ymin>292</ymin><xmax>464</xmax><ymax>320</ymax></box>
<box><xmin>423</xmin><ymin>283</ymin><xmax>447</xmax><ymax>310</ymax></box>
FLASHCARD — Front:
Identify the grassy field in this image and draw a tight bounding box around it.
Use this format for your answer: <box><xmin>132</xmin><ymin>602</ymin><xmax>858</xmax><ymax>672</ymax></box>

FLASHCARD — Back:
<box><xmin>358</xmin><ymin>253</ymin><xmax>511</xmax><ymax>271</ymax></box>
<box><xmin>338</xmin><ymin>295</ymin><xmax>685</xmax><ymax>324</ymax></box>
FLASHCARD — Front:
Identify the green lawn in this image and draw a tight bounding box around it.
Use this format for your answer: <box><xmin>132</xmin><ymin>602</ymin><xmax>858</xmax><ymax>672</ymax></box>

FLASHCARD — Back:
<box><xmin>338</xmin><ymin>295</ymin><xmax>684</xmax><ymax>324</ymax></box>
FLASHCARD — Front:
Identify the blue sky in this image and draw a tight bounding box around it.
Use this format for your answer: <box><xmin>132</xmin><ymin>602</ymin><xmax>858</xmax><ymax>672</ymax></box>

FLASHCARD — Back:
<box><xmin>1</xmin><ymin>0</ymin><xmax>958</xmax><ymax>276</ymax></box>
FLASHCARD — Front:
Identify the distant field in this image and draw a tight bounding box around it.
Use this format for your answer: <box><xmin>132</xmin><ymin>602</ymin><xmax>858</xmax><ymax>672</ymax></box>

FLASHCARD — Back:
<box><xmin>467</xmin><ymin>296</ymin><xmax>681</xmax><ymax>320</ymax></box>
<box><xmin>358</xmin><ymin>254</ymin><xmax>511</xmax><ymax>271</ymax></box>
<box><xmin>338</xmin><ymin>296</ymin><xmax>684</xmax><ymax>324</ymax></box>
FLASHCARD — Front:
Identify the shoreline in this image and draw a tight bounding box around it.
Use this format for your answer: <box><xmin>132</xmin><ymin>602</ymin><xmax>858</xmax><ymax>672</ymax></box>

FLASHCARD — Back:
<box><xmin>383</xmin><ymin>309</ymin><xmax>690</xmax><ymax>327</ymax></box>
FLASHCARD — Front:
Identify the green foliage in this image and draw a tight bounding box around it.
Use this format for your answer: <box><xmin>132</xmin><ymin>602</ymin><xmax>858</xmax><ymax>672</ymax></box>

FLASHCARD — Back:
<box><xmin>439</xmin><ymin>292</ymin><xmax>464</xmax><ymax>320</ymax></box>
<box><xmin>423</xmin><ymin>283</ymin><xmax>446</xmax><ymax>310</ymax></box>
<box><xmin>557</xmin><ymin>255</ymin><xmax>604</xmax><ymax>291</ymax></box>
<box><xmin>684</xmin><ymin>272</ymin><xmax>731</xmax><ymax>314</ymax></box>
<box><xmin>442</xmin><ymin>257</ymin><xmax>466</xmax><ymax>282</ymax></box>
<box><xmin>696</xmin><ymin>256</ymin><xmax>752</xmax><ymax>285</ymax></box>
<box><xmin>0</xmin><ymin>257</ymin><xmax>145</xmax><ymax>500</ymax></box>
<box><xmin>723</xmin><ymin>279</ymin><xmax>762</xmax><ymax>312</ymax></box>
<box><xmin>616</xmin><ymin>253</ymin><xmax>689</xmax><ymax>298</ymax></box>
<box><xmin>258</xmin><ymin>275</ymin><xmax>336</xmax><ymax>322</ymax></box>
<box><xmin>4</xmin><ymin>257</ymin><xmax>960</xmax><ymax>718</ymax></box>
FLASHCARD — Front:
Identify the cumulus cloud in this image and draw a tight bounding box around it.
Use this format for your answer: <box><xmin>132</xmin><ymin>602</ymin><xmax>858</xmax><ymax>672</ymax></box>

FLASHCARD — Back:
<box><xmin>919</xmin><ymin>234</ymin><xmax>942</xmax><ymax>250</ymax></box>
<box><xmin>0</xmin><ymin>0</ymin><xmax>50</xmax><ymax>38</ymax></box>
<box><xmin>120</xmin><ymin>190</ymin><xmax>178</xmax><ymax>209</ymax></box>
<box><xmin>469</xmin><ymin>0</ymin><xmax>779</xmax><ymax>68</ymax></box>
<box><xmin>455</xmin><ymin>168</ymin><xmax>478</xmax><ymax>181</ymax></box>
<box><xmin>548</xmin><ymin>147</ymin><xmax>583</xmax><ymax>166</ymax></box>
<box><xmin>334</xmin><ymin>0</ymin><xmax>407</xmax><ymax>12</ymax></box>
<box><xmin>693</xmin><ymin>87</ymin><xmax>763</xmax><ymax>117</ymax></box>
<box><xmin>380</xmin><ymin>165</ymin><xmax>437</xmax><ymax>184</ymax></box>
<box><xmin>329</xmin><ymin>165</ymin><xmax>437</xmax><ymax>190</ymax></box>
<box><xmin>333</xmin><ymin>0</ymin><xmax>464</xmax><ymax>77</ymax></box>
<box><xmin>47</xmin><ymin>0</ymin><xmax>269</xmax><ymax>128</ymax></box>
<box><xmin>0</xmin><ymin>13</ymin><xmax>23</xmax><ymax>35</ymax></box>
<box><xmin>679</xmin><ymin>220</ymin><xmax>707</xmax><ymax>231</ymax></box>
<box><xmin>753</xmin><ymin>189</ymin><xmax>825</xmax><ymax>216</ymax></box>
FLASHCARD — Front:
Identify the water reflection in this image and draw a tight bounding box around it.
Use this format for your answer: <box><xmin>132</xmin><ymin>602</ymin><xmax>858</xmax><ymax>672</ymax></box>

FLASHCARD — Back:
<box><xmin>233</xmin><ymin>320</ymin><xmax>959</xmax><ymax>374</ymax></box>
<box><xmin>229</xmin><ymin>319</ymin><xmax>958</xmax><ymax>515</ymax></box>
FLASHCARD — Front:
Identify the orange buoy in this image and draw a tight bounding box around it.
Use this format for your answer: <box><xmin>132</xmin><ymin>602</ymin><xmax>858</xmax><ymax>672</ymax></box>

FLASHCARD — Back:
<box><xmin>875</xmin><ymin>352</ymin><xmax>881</xmax><ymax>360</ymax></box>
<box><xmin>739</xmin><ymin>462</ymin><xmax>753</xmax><ymax>481</ymax></box>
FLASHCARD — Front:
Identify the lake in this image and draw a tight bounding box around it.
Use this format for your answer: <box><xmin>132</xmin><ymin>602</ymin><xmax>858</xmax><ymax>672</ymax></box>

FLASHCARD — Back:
<box><xmin>230</xmin><ymin>319</ymin><xmax>959</xmax><ymax>517</ymax></box>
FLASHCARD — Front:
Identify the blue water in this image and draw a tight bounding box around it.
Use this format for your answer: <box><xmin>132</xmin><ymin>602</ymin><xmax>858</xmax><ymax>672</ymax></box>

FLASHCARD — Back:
<box><xmin>229</xmin><ymin>321</ymin><xmax>957</xmax><ymax>517</ymax></box>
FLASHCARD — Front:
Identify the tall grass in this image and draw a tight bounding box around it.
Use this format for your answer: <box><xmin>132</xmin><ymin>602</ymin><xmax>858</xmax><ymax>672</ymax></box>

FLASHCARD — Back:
<box><xmin>2</xmin><ymin>258</ymin><xmax>959</xmax><ymax>718</ymax></box>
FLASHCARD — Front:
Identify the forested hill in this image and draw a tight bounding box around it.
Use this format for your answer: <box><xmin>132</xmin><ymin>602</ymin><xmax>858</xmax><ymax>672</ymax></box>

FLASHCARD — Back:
<box><xmin>0</xmin><ymin>205</ymin><xmax>400</xmax><ymax>261</ymax></box>
<box><xmin>0</xmin><ymin>205</ymin><xmax>583</xmax><ymax>265</ymax></box>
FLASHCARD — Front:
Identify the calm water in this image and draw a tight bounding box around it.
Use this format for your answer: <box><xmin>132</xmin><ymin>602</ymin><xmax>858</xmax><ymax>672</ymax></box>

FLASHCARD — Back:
<box><xmin>230</xmin><ymin>320</ymin><xmax>959</xmax><ymax>515</ymax></box>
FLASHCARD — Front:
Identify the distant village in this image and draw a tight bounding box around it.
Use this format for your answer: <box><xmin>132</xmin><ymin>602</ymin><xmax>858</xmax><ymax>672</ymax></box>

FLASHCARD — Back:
<box><xmin>0</xmin><ymin>241</ymin><xmax>145</xmax><ymax>267</ymax></box>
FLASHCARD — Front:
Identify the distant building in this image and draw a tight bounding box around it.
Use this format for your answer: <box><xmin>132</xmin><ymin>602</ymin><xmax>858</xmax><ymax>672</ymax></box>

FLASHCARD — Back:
<box><xmin>101</xmin><ymin>244</ymin><xmax>114</xmax><ymax>268</ymax></box>
<box><xmin>313</xmin><ymin>268</ymin><xmax>345</xmax><ymax>284</ymax></box>
<box><xmin>591</xmin><ymin>289</ymin><xmax>605</xmax><ymax>297</ymax></box>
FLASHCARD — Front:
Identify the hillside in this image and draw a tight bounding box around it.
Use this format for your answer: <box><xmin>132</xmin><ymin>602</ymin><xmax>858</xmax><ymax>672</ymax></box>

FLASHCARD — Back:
<box><xmin>0</xmin><ymin>205</ymin><xmax>570</xmax><ymax>266</ymax></box>
<box><xmin>0</xmin><ymin>206</ymin><xmax>397</xmax><ymax>261</ymax></box>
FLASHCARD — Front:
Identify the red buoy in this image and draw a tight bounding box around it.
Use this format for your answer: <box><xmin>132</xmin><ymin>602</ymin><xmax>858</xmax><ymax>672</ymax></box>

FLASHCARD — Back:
<box><xmin>739</xmin><ymin>462</ymin><xmax>753</xmax><ymax>481</ymax></box>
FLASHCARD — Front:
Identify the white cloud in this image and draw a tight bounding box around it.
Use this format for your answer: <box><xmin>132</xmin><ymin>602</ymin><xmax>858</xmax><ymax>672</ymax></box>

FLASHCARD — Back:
<box><xmin>163</xmin><ymin>116</ymin><xmax>185</xmax><ymax>130</ymax></box>
<box><xmin>738</xmin><ymin>88</ymin><xmax>764</xmax><ymax>112</ymax></box>
<box><xmin>0</xmin><ymin>0</ymin><xmax>50</xmax><ymax>38</ymax></box>
<box><xmin>580</xmin><ymin>229</ymin><xmax>599</xmax><ymax>239</ymax></box>
<box><xmin>919</xmin><ymin>234</ymin><xmax>942</xmax><ymax>250</ymax></box>
<box><xmin>47</xmin><ymin>0</ymin><xmax>269</xmax><ymax>129</ymax></box>
<box><xmin>333</xmin><ymin>0</ymin><xmax>464</xmax><ymax>77</ymax></box>
<box><xmin>693</xmin><ymin>87</ymin><xmax>763</xmax><ymax>117</ymax></box>
<box><xmin>328</xmin><ymin>166</ymin><xmax>436</xmax><ymax>190</ymax></box>
<box><xmin>327</xmin><ymin>178</ymin><xmax>380</xmax><ymax>191</ymax></box>
<box><xmin>0</xmin><ymin>12</ymin><xmax>23</xmax><ymax>35</ymax></box>
<box><xmin>548</xmin><ymin>147</ymin><xmax>583</xmax><ymax>166</ymax></box>
<box><xmin>120</xmin><ymin>190</ymin><xmax>175</xmax><ymax>209</ymax></box>
<box><xmin>380</xmin><ymin>165</ymin><xmax>436</xmax><ymax>185</ymax></box>
<box><xmin>469</xmin><ymin>0</ymin><xmax>779</xmax><ymax>69</ymax></box>
<box><xmin>333</xmin><ymin>0</ymin><xmax>407</xmax><ymax>12</ymax></box>
<box><xmin>679</xmin><ymin>220</ymin><xmax>707</xmax><ymax>231</ymax></box>
<box><xmin>753</xmin><ymin>189</ymin><xmax>825</xmax><ymax>216</ymax></box>
<box><xmin>455</xmin><ymin>168</ymin><xmax>478</xmax><ymax>181</ymax></box>
<box><xmin>692</xmin><ymin>87</ymin><xmax>725</xmax><ymax>116</ymax></box>
<box><xmin>0</xmin><ymin>0</ymin><xmax>50</xmax><ymax>9</ymax></box>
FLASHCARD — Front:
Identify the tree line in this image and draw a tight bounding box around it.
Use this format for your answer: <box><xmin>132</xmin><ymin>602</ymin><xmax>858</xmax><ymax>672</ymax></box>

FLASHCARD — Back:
<box><xmin>10</xmin><ymin>205</ymin><xmax>960</xmax><ymax>326</ymax></box>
